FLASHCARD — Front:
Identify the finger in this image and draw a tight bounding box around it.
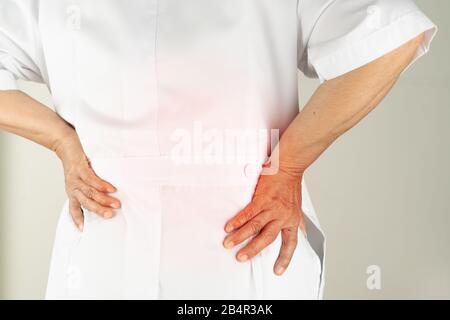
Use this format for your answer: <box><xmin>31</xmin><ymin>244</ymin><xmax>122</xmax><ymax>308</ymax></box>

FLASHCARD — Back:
<box><xmin>236</xmin><ymin>221</ymin><xmax>280</xmax><ymax>262</ymax></box>
<box><xmin>225</xmin><ymin>200</ymin><xmax>263</xmax><ymax>233</ymax></box>
<box><xmin>273</xmin><ymin>228</ymin><xmax>298</xmax><ymax>276</ymax></box>
<box><xmin>76</xmin><ymin>180</ymin><xmax>121</xmax><ymax>209</ymax></box>
<box><xmin>73</xmin><ymin>188</ymin><xmax>114</xmax><ymax>218</ymax></box>
<box><xmin>69</xmin><ymin>198</ymin><xmax>84</xmax><ymax>231</ymax></box>
<box><xmin>223</xmin><ymin>211</ymin><xmax>273</xmax><ymax>249</ymax></box>
<box><xmin>80</xmin><ymin>167</ymin><xmax>117</xmax><ymax>193</ymax></box>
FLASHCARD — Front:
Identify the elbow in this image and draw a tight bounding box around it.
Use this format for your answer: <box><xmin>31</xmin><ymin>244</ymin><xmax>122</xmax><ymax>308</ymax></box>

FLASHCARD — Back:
<box><xmin>359</xmin><ymin>32</ymin><xmax>427</xmax><ymax>84</ymax></box>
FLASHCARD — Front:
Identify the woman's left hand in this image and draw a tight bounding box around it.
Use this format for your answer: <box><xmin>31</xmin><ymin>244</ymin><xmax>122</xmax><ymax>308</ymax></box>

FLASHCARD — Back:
<box><xmin>223</xmin><ymin>169</ymin><xmax>306</xmax><ymax>276</ymax></box>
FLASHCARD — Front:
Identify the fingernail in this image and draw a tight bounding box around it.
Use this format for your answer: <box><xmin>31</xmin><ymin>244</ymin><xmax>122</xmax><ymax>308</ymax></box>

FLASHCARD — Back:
<box><xmin>275</xmin><ymin>266</ymin><xmax>285</xmax><ymax>275</ymax></box>
<box><xmin>237</xmin><ymin>253</ymin><xmax>248</xmax><ymax>262</ymax></box>
<box><xmin>110</xmin><ymin>202</ymin><xmax>120</xmax><ymax>209</ymax></box>
<box><xmin>78</xmin><ymin>223</ymin><xmax>84</xmax><ymax>231</ymax></box>
<box><xmin>107</xmin><ymin>187</ymin><xmax>116</xmax><ymax>193</ymax></box>
<box><xmin>225</xmin><ymin>224</ymin><xmax>234</xmax><ymax>233</ymax></box>
<box><xmin>224</xmin><ymin>240</ymin><xmax>234</xmax><ymax>249</ymax></box>
<box><xmin>104</xmin><ymin>210</ymin><xmax>113</xmax><ymax>218</ymax></box>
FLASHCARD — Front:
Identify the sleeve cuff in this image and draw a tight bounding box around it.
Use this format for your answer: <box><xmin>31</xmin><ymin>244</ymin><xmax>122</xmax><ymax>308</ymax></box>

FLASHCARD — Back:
<box><xmin>308</xmin><ymin>10</ymin><xmax>438</xmax><ymax>83</ymax></box>
<box><xmin>0</xmin><ymin>69</ymin><xmax>18</xmax><ymax>90</ymax></box>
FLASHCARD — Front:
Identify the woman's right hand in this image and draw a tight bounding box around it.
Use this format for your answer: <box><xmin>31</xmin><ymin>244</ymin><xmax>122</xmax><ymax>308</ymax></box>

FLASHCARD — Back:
<box><xmin>54</xmin><ymin>128</ymin><xmax>121</xmax><ymax>231</ymax></box>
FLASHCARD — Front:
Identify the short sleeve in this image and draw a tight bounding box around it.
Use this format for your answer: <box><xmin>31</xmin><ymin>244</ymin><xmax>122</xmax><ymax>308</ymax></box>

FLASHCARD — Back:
<box><xmin>0</xmin><ymin>0</ymin><xmax>46</xmax><ymax>90</ymax></box>
<box><xmin>297</xmin><ymin>0</ymin><xmax>437</xmax><ymax>82</ymax></box>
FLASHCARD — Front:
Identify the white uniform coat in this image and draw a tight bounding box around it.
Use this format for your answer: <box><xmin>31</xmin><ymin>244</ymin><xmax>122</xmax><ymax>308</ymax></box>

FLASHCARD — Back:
<box><xmin>0</xmin><ymin>0</ymin><xmax>436</xmax><ymax>299</ymax></box>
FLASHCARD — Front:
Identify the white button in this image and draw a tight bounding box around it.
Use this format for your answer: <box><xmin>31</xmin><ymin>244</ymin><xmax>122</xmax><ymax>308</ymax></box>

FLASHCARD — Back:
<box><xmin>243</xmin><ymin>163</ymin><xmax>258</xmax><ymax>178</ymax></box>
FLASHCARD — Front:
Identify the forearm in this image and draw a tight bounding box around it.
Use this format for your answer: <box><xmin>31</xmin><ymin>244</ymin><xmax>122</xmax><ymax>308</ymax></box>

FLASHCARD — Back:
<box><xmin>275</xmin><ymin>34</ymin><xmax>425</xmax><ymax>177</ymax></box>
<box><xmin>0</xmin><ymin>90</ymin><xmax>76</xmax><ymax>159</ymax></box>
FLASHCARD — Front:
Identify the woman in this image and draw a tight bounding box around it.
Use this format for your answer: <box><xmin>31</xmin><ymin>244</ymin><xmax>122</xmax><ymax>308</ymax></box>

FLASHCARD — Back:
<box><xmin>0</xmin><ymin>0</ymin><xmax>436</xmax><ymax>299</ymax></box>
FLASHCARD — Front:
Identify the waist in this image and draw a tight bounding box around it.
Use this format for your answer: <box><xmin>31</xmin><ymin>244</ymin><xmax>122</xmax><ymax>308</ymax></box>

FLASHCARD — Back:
<box><xmin>88</xmin><ymin>155</ymin><xmax>266</xmax><ymax>187</ymax></box>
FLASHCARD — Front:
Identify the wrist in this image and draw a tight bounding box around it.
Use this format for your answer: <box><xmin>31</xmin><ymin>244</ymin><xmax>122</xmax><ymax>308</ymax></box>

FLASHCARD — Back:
<box><xmin>262</xmin><ymin>158</ymin><xmax>306</xmax><ymax>180</ymax></box>
<box><xmin>278</xmin><ymin>161</ymin><xmax>306</xmax><ymax>180</ymax></box>
<box><xmin>52</xmin><ymin>127</ymin><xmax>82</xmax><ymax>165</ymax></box>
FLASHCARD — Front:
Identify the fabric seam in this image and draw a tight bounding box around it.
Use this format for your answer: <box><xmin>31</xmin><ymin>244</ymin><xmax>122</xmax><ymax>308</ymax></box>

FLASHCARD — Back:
<box><xmin>310</xmin><ymin>10</ymin><xmax>435</xmax><ymax>79</ymax></box>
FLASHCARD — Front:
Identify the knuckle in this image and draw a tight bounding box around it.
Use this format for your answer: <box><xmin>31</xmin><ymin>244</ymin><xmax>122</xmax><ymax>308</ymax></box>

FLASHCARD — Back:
<box><xmin>236</xmin><ymin>215</ymin><xmax>248</xmax><ymax>226</ymax></box>
<box><xmin>248</xmin><ymin>219</ymin><xmax>263</xmax><ymax>234</ymax></box>
<box><xmin>86</xmin><ymin>187</ymin><xmax>96</xmax><ymax>199</ymax></box>
<box><xmin>242</xmin><ymin>208</ymin><xmax>255</xmax><ymax>222</ymax></box>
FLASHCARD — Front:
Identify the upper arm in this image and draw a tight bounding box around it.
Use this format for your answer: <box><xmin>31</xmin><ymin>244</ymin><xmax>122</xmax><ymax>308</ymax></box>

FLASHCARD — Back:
<box><xmin>0</xmin><ymin>0</ymin><xmax>46</xmax><ymax>90</ymax></box>
<box><xmin>297</xmin><ymin>0</ymin><xmax>437</xmax><ymax>83</ymax></box>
